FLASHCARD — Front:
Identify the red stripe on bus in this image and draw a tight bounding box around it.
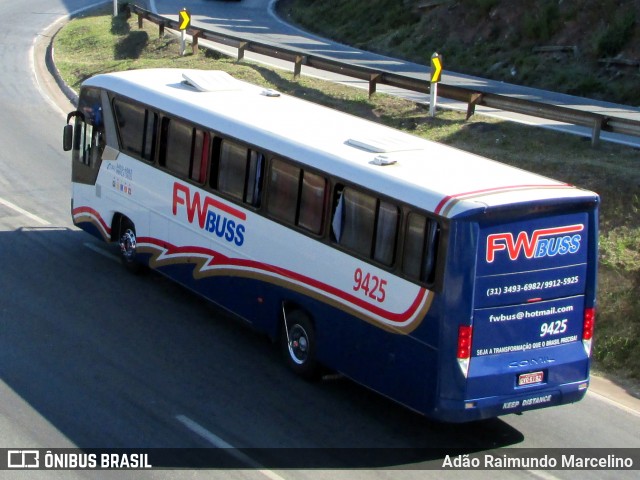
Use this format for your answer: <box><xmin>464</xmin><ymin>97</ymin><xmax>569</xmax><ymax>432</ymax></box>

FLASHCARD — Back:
<box><xmin>72</xmin><ymin>206</ymin><xmax>112</xmax><ymax>234</ymax></box>
<box><xmin>140</xmin><ymin>237</ymin><xmax>428</xmax><ymax>324</ymax></box>
<box><xmin>434</xmin><ymin>183</ymin><xmax>572</xmax><ymax>215</ymax></box>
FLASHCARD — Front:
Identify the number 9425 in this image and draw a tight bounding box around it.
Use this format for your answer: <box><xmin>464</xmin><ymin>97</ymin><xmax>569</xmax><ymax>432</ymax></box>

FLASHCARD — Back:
<box><xmin>353</xmin><ymin>268</ymin><xmax>387</xmax><ymax>303</ymax></box>
<box><xmin>540</xmin><ymin>319</ymin><xmax>567</xmax><ymax>337</ymax></box>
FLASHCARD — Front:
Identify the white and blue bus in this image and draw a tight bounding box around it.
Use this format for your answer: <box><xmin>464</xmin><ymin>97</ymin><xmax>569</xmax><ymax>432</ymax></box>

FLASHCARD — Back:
<box><xmin>63</xmin><ymin>69</ymin><xmax>598</xmax><ymax>422</ymax></box>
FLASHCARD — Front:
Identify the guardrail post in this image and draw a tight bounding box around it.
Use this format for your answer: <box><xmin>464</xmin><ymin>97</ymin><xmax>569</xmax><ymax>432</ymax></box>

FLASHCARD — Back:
<box><xmin>369</xmin><ymin>74</ymin><xmax>381</xmax><ymax>98</ymax></box>
<box><xmin>238</xmin><ymin>42</ymin><xmax>248</xmax><ymax>61</ymax></box>
<box><xmin>294</xmin><ymin>55</ymin><xmax>304</xmax><ymax>80</ymax></box>
<box><xmin>466</xmin><ymin>93</ymin><xmax>483</xmax><ymax>120</ymax></box>
<box><xmin>137</xmin><ymin>13</ymin><xmax>144</xmax><ymax>29</ymax></box>
<box><xmin>192</xmin><ymin>31</ymin><xmax>201</xmax><ymax>55</ymax></box>
<box><xmin>591</xmin><ymin>118</ymin><xmax>604</xmax><ymax>147</ymax></box>
<box><xmin>159</xmin><ymin>21</ymin><xmax>165</xmax><ymax>38</ymax></box>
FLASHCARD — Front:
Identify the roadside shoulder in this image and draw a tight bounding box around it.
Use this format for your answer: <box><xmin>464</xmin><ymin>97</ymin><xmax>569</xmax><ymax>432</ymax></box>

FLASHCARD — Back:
<box><xmin>589</xmin><ymin>374</ymin><xmax>640</xmax><ymax>416</ymax></box>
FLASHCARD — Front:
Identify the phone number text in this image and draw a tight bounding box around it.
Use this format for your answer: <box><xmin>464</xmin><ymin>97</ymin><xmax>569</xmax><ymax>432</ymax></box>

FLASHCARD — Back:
<box><xmin>486</xmin><ymin>276</ymin><xmax>579</xmax><ymax>298</ymax></box>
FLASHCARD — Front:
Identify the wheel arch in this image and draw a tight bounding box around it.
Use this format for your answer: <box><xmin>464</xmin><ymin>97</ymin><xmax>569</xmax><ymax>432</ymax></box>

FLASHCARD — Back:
<box><xmin>279</xmin><ymin>300</ymin><xmax>315</xmax><ymax>338</ymax></box>
<box><xmin>110</xmin><ymin>212</ymin><xmax>128</xmax><ymax>243</ymax></box>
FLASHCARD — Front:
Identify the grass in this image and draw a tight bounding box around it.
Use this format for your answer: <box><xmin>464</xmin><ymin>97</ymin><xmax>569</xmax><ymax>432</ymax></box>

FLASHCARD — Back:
<box><xmin>54</xmin><ymin>6</ymin><xmax>640</xmax><ymax>385</ymax></box>
<box><xmin>278</xmin><ymin>0</ymin><xmax>640</xmax><ymax>106</ymax></box>
<box><xmin>597</xmin><ymin>10</ymin><xmax>637</xmax><ymax>57</ymax></box>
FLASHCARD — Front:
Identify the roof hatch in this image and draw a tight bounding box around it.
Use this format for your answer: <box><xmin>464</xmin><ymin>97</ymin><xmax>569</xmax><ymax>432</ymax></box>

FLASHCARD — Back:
<box><xmin>182</xmin><ymin>71</ymin><xmax>242</xmax><ymax>92</ymax></box>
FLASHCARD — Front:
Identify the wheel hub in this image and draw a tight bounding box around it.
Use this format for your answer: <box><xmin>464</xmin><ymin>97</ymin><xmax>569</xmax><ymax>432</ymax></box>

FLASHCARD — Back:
<box><xmin>289</xmin><ymin>325</ymin><xmax>309</xmax><ymax>364</ymax></box>
<box><xmin>120</xmin><ymin>229</ymin><xmax>137</xmax><ymax>261</ymax></box>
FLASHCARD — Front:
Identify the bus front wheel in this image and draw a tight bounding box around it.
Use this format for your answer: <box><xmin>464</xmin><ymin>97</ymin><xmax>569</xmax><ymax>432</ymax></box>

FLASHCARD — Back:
<box><xmin>281</xmin><ymin>310</ymin><xmax>320</xmax><ymax>380</ymax></box>
<box><xmin>118</xmin><ymin>218</ymin><xmax>143</xmax><ymax>274</ymax></box>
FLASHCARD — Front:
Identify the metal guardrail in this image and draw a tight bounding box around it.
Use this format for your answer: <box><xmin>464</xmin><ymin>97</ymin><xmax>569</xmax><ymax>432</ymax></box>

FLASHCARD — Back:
<box><xmin>125</xmin><ymin>3</ymin><xmax>640</xmax><ymax>147</ymax></box>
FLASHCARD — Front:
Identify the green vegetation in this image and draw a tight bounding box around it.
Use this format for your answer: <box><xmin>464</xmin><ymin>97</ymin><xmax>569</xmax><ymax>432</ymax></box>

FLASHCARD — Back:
<box><xmin>597</xmin><ymin>10</ymin><xmax>637</xmax><ymax>57</ymax></box>
<box><xmin>278</xmin><ymin>0</ymin><xmax>640</xmax><ymax>105</ymax></box>
<box><xmin>54</xmin><ymin>6</ymin><xmax>640</xmax><ymax>384</ymax></box>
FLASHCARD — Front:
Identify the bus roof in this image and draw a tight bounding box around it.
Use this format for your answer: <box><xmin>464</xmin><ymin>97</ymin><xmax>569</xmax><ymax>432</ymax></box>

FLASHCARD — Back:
<box><xmin>84</xmin><ymin>69</ymin><xmax>597</xmax><ymax>218</ymax></box>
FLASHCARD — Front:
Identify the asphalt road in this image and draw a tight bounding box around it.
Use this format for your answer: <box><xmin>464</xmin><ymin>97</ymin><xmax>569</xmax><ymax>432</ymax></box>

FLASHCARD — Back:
<box><xmin>0</xmin><ymin>0</ymin><xmax>638</xmax><ymax>478</ymax></box>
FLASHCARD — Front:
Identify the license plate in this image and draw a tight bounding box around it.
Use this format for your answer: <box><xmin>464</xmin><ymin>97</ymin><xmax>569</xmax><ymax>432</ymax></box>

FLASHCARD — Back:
<box><xmin>518</xmin><ymin>371</ymin><xmax>544</xmax><ymax>386</ymax></box>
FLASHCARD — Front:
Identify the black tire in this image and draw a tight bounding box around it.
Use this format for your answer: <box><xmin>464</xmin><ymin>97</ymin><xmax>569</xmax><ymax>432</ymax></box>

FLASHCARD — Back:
<box><xmin>118</xmin><ymin>218</ymin><xmax>143</xmax><ymax>274</ymax></box>
<box><xmin>281</xmin><ymin>310</ymin><xmax>320</xmax><ymax>380</ymax></box>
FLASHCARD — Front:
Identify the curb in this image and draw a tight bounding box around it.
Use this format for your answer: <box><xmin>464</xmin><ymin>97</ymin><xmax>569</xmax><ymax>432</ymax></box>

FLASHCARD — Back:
<box><xmin>33</xmin><ymin>16</ymin><xmax>78</xmax><ymax>115</ymax></box>
<box><xmin>589</xmin><ymin>375</ymin><xmax>640</xmax><ymax>416</ymax></box>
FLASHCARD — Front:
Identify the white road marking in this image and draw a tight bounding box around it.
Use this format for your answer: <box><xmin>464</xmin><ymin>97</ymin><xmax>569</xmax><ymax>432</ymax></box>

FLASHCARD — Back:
<box><xmin>0</xmin><ymin>197</ymin><xmax>50</xmax><ymax>225</ymax></box>
<box><xmin>176</xmin><ymin>414</ymin><xmax>287</xmax><ymax>480</ymax></box>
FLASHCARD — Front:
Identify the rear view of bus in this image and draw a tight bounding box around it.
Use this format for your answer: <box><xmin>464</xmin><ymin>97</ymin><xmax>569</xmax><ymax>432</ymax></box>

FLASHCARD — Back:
<box><xmin>438</xmin><ymin>194</ymin><xmax>598</xmax><ymax>422</ymax></box>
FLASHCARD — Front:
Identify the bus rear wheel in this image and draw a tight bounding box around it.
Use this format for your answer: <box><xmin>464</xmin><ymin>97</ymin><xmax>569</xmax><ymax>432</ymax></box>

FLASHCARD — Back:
<box><xmin>281</xmin><ymin>310</ymin><xmax>320</xmax><ymax>380</ymax></box>
<box><xmin>118</xmin><ymin>218</ymin><xmax>143</xmax><ymax>274</ymax></box>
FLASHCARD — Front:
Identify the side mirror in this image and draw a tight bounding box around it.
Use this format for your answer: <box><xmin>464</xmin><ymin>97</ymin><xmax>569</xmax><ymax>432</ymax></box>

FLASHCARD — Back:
<box><xmin>63</xmin><ymin>124</ymin><xmax>73</xmax><ymax>151</ymax></box>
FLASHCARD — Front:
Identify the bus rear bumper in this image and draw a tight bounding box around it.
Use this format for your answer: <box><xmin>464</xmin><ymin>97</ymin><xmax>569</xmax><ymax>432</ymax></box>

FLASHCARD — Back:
<box><xmin>434</xmin><ymin>379</ymin><xmax>589</xmax><ymax>423</ymax></box>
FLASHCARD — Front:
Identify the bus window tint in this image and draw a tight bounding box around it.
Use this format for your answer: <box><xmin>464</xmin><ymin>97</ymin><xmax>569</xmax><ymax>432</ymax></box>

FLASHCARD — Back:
<box><xmin>218</xmin><ymin>140</ymin><xmax>248</xmax><ymax>201</ymax></box>
<box><xmin>161</xmin><ymin>117</ymin><xmax>193</xmax><ymax>178</ymax></box>
<box><xmin>141</xmin><ymin>110</ymin><xmax>157</xmax><ymax>162</ymax></box>
<box><xmin>332</xmin><ymin>187</ymin><xmax>400</xmax><ymax>266</ymax></box>
<box><xmin>340</xmin><ymin>188</ymin><xmax>376</xmax><ymax>257</ymax></box>
<box><xmin>113</xmin><ymin>99</ymin><xmax>147</xmax><ymax>158</ymax></box>
<box><xmin>298</xmin><ymin>171</ymin><xmax>326</xmax><ymax>234</ymax></box>
<box><xmin>267</xmin><ymin>159</ymin><xmax>327</xmax><ymax>234</ymax></box>
<box><xmin>403</xmin><ymin>213</ymin><xmax>439</xmax><ymax>284</ymax></box>
<box><xmin>373</xmin><ymin>201</ymin><xmax>399</xmax><ymax>266</ymax></box>
<box><xmin>190</xmin><ymin>129</ymin><xmax>209</xmax><ymax>184</ymax></box>
<box><xmin>267</xmin><ymin>159</ymin><xmax>300</xmax><ymax>224</ymax></box>
<box><xmin>245</xmin><ymin>150</ymin><xmax>264</xmax><ymax>207</ymax></box>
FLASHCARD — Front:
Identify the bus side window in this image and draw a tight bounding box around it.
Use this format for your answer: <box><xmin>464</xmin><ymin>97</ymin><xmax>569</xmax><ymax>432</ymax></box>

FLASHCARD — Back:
<box><xmin>332</xmin><ymin>186</ymin><xmax>398</xmax><ymax>266</ymax></box>
<box><xmin>373</xmin><ymin>200</ymin><xmax>399</xmax><ymax>266</ymax></box>
<box><xmin>267</xmin><ymin>159</ymin><xmax>327</xmax><ymax>234</ymax></box>
<box><xmin>215</xmin><ymin>139</ymin><xmax>264</xmax><ymax>207</ymax></box>
<box><xmin>402</xmin><ymin>213</ymin><xmax>440</xmax><ymax>284</ymax></box>
<box><xmin>159</xmin><ymin>117</ymin><xmax>193</xmax><ymax>178</ymax></box>
<box><xmin>141</xmin><ymin>110</ymin><xmax>158</xmax><ymax>163</ymax></box>
<box><xmin>218</xmin><ymin>140</ymin><xmax>249</xmax><ymax>202</ymax></box>
<box><xmin>113</xmin><ymin>99</ymin><xmax>147</xmax><ymax>159</ymax></box>
<box><xmin>267</xmin><ymin>159</ymin><xmax>300</xmax><ymax>224</ymax></box>
<box><xmin>340</xmin><ymin>188</ymin><xmax>376</xmax><ymax>258</ymax></box>
<box><xmin>298</xmin><ymin>171</ymin><xmax>327</xmax><ymax>234</ymax></box>
<box><xmin>190</xmin><ymin>129</ymin><xmax>209</xmax><ymax>184</ymax></box>
<box><xmin>245</xmin><ymin>150</ymin><xmax>264</xmax><ymax>207</ymax></box>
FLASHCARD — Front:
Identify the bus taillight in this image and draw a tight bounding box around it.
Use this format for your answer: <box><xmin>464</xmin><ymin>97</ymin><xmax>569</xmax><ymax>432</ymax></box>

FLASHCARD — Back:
<box><xmin>457</xmin><ymin>325</ymin><xmax>473</xmax><ymax>377</ymax></box>
<box><xmin>582</xmin><ymin>307</ymin><xmax>595</xmax><ymax>356</ymax></box>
